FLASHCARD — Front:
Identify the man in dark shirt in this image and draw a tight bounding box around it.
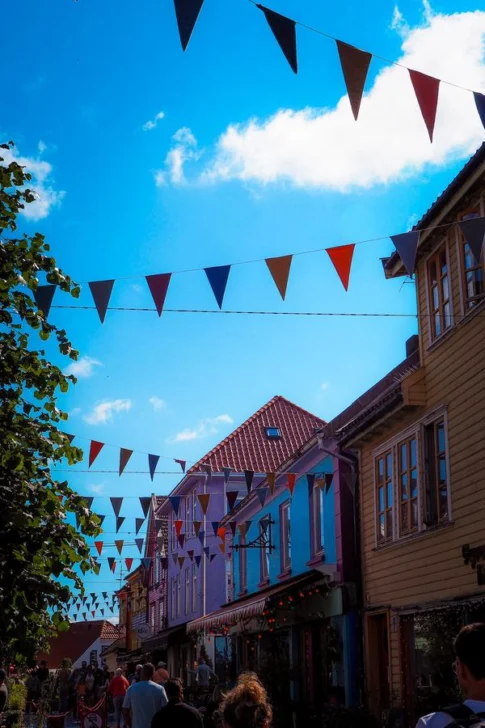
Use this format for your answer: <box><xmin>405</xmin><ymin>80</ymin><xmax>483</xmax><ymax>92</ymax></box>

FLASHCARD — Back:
<box><xmin>151</xmin><ymin>678</ymin><xmax>203</xmax><ymax>728</ymax></box>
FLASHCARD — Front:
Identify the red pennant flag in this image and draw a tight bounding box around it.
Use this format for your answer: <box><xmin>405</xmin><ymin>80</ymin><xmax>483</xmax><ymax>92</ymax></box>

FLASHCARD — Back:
<box><xmin>265</xmin><ymin>255</ymin><xmax>293</xmax><ymax>300</ymax></box>
<box><xmin>115</xmin><ymin>540</ymin><xmax>124</xmax><ymax>555</ymax></box>
<box><xmin>198</xmin><ymin>494</ymin><xmax>210</xmax><ymax>515</ymax></box>
<box><xmin>219</xmin><ymin>542</ymin><xmax>226</xmax><ymax>555</ymax></box>
<box><xmin>326</xmin><ymin>244</ymin><xmax>355</xmax><ymax>291</ymax></box>
<box><xmin>217</xmin><ymin>526</ymin><xmax>226</xmax><ymax>541</ymax></box>
<box><xmin>287</xmin><ymin>473</ymin><xmax>297</xmax><ymax>496</ymax></box>
<box><xmin>174</xmin><ymin>520</ymin><xmax>183</xmax><ymax>536</ymax></box>
<box><xmin>88</xmin><ymin>280</ymin><xmax>115</xmax><ymax>324</ymax></box>
<box><xmin>94</xmin><ymin>541</ymin><xmax>103</xmax><ymax>556</ymax></box>
<box><xmin>119</xmin><ymin>448</ymin><xmax>133</xmax><ymax>476</ymax></box>
<box><xmin>194</xmin><ymin>521</ymin><xmax>202</xmax><ymax>538</ymax></box>
<box><xmin>58</xmin><ymin>495</ymin><xmax>64</xmax><ymax>502</ymax></box>
<box><xmin>336</xmin><ymin>41</ymin><xmax>372</xmax><ymax>121</ymax></box>
<box><xmin>258</xmin><ymin>5</ymin><xmax>297</xmax><ymax>74</ymax></box>
<box><xmin>146</xmin><ymin>273</ymin><xmax>172</xmax><ymax>316</ymax></box>
<box><xmin>89</xmin><ymin>440</ymin><xmax>104</xmax><ymax>467</ymax></box>
<box><xmin>409</xmin><ymin>70</ymin><xmax>440</xmax><ymax>143</ymax></box>
<box><xmin>125</xmin><ymin>557</ymin><xmax>133</xmax><ymax>571</ymax></box>
<box><xmin>109</xmin><ymin>558</ymin><xmax>116</xmax><ymax>573</ymax></box>
<box><xmin>91</xmin><ymin>610</ymin><xmax>95</xmax><ymax>618</ymax></box>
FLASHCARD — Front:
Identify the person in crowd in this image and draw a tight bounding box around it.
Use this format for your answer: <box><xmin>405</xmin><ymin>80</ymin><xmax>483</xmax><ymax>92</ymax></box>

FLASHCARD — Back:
<box><xmin>80</xmin><ymin>661</ymin><xmax>87</xmax><ymax>676</ymax></box>
<box><xmin>417</xmin><ymin>623</ymin><xmax>485</xmax><ymax>728</ymax></box>
<box><xmin>122</xmin><ymin>663</ymin><xmax>167</xmax><ymax>728</ymax></box>
<box><xmin>109</xmin><ymin>668</ymin><xmax>130</xmax><ymax>728</ymax></box>
<box><xmin>190</xmin><ymin>659</ymin><xmax>217</xmax><ymax>688</ymax></box>
<box><xmin>153</xmin><ymin>662</ymin><xmax>169</xmax><ymax>685</ymax></box>
<box><xmin>0</xmin><ymin>670</ymin><xmax>8</xmax><ymax>713</ymax></box>
<box><xmin>220</xmin><ymin>673</ymin><xmax>272</xmax><ymax>728</ymax></box>
<box><xmin>69</xmin><ymin>669</ymin><xmax>80</xmax><ymax>716</ymax></box>
<box><xmin>204</xmin><ymin>684</ymin><xmax>225</xmax><ymax>728</ymax></box>
<box><xmin>57</xmin><ymin>659</ymin><xmax>72</xmax><ymax>712</ymax></box>
<box><xmin>37</xmin><ymin>660</ymin><xmax>50</xmax><ymax>683</ymax></box>
<box><xmin>130</xmin><ymin>665</ymin><xmax>143</xmax><ymax>686</ymax></box>
<box><xmin>151</xmin><ymin>678</ymin><xmax>203</xmax><ymax>728</ymax></box>
<box><xmin>84</xmin><ymin>665</ymin><xmax>96</xmax><ymax>705</ymax></box>
<box><xmin>25</xmin><ymin>670</ymin><xmax>41</xmax><ymax>713</ymax></box>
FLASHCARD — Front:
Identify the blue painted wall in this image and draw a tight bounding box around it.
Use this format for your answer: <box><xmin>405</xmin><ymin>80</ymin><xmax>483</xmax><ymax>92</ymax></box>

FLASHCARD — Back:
<box><xmin>233</xmin><ymin>455</ymin><xmax>335</xmax><ymax>596</ymax></box>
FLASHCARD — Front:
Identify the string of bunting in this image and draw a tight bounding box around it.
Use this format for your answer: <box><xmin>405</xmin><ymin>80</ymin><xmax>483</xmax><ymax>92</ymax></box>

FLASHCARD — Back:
<box><xmin>172</xmin><ymin>0</ymin><xmax>485</xmax><ymax>143</ymax></box>
<box><xmin>31</xmin><ymin>216</ymin><xmax>485</xmax><ymax>321</ymax></box>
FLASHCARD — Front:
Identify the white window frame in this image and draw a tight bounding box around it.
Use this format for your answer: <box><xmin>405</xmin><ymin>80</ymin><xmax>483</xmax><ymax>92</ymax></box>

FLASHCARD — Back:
<box><xmin>259</xmin><ymin>519</ymin><xmax>270</xmax><ymax>583</ymax></box>
<box><xmin>192</xmin><ymin>563</ymin><xmax>197</xmax><ymax>612</ymax></box>
<box><xmin>424</xmin><ymin>237</ymin><xmax>454</xmax><ymax>348</ymax></box>
<box><xmin>171</xmin><ymin>577</ymin><xmax>175</xmax><ymax>619</ymax></box>
<box><xmin>456</xmin><ymin>198</ymin><xmax>485</xmax><ymax>317</ymax></box>
<box><xmin>421</xmin><ymin>409</ymin><xmax>453</xmax><ymax>526</ymax></box>
<box><xmin>184</xmin><ymin>567</ymin><xmax>190</xmax><ymax>615</ymax></box>
<box><xmin>176</xmin><ymin>573</ymin><xmax>181</xmax><ymax>617</ymax></box>
<box><xmin>186</xmin><ymin>493</ymin><xmax>192</xmax><ymax>538</ymax></box>
<box><xmin>239</xmin><ymin>534</ymin><xmax>247</xmax><ymax>593</ymax></box>
<box><xmin>310</xmin><ymin>483</ymin><xmax>324</xmax><ymax>558</ymax></box>
<box><xmin>280</xmin><ymin>500</ymin><xmax>291</xmax><ymax>573</ymax></box>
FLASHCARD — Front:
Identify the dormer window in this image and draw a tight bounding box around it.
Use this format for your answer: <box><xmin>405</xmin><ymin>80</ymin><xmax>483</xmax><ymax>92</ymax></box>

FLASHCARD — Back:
<box><xmin>265</xmin><ymin>426</ymin><xmax>281</xmax><ymax>439</ymax></box>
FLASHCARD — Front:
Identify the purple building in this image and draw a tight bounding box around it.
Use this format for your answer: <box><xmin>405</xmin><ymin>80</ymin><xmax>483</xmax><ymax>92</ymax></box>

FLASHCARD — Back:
<box><xmin>155</xmin><ymin>395</ymin><xmax>325</xmax><ymax>679</ymax></box>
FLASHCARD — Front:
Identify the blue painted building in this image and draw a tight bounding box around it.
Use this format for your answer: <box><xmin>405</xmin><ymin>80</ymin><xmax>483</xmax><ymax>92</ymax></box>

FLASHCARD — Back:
<box><xmin>188</xmin><ymin>433</ymin><xmax>360</xmax><ymax>719</ymax></box>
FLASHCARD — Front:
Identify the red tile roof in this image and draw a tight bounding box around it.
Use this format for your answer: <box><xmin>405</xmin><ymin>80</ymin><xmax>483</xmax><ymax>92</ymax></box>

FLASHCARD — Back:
<box><xmin>189</xmin><ymin>395</ymin><xmax>326</xmax><ymax>474</ymax></box>
<box><xmin>37</xmin><ymin>620</ymin><xmax>120</xmax><ymax>668</ymax></box>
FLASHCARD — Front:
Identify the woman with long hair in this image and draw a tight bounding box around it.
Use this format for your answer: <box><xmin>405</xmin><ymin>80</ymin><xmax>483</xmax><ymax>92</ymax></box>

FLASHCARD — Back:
<box><xmin>220</xmin><ymin>673</ymin><xmax>272</xmax><ymax>728</ymax></box>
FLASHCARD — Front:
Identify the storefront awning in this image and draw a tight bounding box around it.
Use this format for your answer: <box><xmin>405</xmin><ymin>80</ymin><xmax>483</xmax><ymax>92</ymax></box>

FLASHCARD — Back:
<box><xmin>142</xmin><ymin>625</ymin><xmax>187</xmax><ymax>651</ymax></box>
<box><xmin>187</xmin><ymin>573</ymin><xmax>319</xmax><ymax>634</ymax></box>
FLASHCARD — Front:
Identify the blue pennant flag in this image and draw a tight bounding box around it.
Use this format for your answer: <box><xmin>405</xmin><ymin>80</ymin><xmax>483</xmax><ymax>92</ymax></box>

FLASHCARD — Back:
<box><xmin>169</xmin><ymin>496</ymin><xmax>182</xmax><ymax>516</ymax></box>
<box><xmin>204</xmin><ymin>265</ymin><xmax>231</xmax><ymax>309</ymax></box>
<box><xmin>148</xmin><ymin>454</ymin><xmax>160</xmax><ymax>481</ymax></box>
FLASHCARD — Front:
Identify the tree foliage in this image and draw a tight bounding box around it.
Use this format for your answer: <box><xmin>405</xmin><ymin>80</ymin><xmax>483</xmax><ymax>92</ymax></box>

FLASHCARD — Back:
<box><xmin>0</xmin><ymin>142</ymin><xmax>101</xmax><ymax>663</ymax></box>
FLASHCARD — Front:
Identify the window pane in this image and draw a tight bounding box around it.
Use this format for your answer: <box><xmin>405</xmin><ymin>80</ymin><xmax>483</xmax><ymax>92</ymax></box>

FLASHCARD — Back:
<box><xmin>387</xmin><ymin>482</ymin><xmax>393</xmax><ymax>507</ymax></box>
<box><xmin>386</xmin><ymin>453</ymin><xmax>392</xmax><ymax>478</ymax></box>
<box><xmin>378</xmin><ymin>458</ymin><xmax>384</xmax><ymax>480</ymax></box>
<box><xmin>439</xmin><ymin>251</ymin><xmax>447</xmax><ymax>275</ymax></box>
<box><xmin>411</xmin><ymin>501</ymin><xmax>418</xmax><ymax>528</ymax></box>
<box><xmin>439</xmin><ymin>456</ymin><xmax>447</xmax><ymax>484</ymax></box>
<box><xmin>400</xmin><ymin>444</ymin><xmax>407</xmax><ymax>471</ymax></box>
<box><xmin>432</xmin><ymin>285</ymin><xmax>439</xmax><ymax>309</ymax></box>
<box><xmin>435</xmin><ymin>313</ymin><xmax>441</xmax><ymax>335</ymax></box>
<box><xmin>378</xmin><ymin>486</ymin><xmax>384</xmax><ymax>512</ymax></box>
<box><xmin>379</xmin><ymin>515</ymin><xmax>385</xmax><ymax>540</ymax></box>
<box><xmin>386</xmin><ymin>511</ymin><xmax>392</xmax><ymax>537</ymax></box>
<box><xmin>444</xmin><ymin>302</ymin><xmax>451</xmax><ymax>329</ymax></box>
<box><xmin>401</xmin><ymin>474</ymin><xmax>408</xmax><ymax>499</ymax></box>
<box><xmin>411</xmin><ymin>469</ymin><xmax>417</xmax><ymax>498</ymax></box>
<box><xmin>442</xmin><ymin>275</ymin><xmax>449</xmax><ymax>301</ymax></box>
<box><xmin>400</xmin><ymin>503</ymin><xmax>408</xmax><ymax>532</ymax></box>
<box><xmin>429</xmin><ymin>261</ymin><xmax>437</xmax><ymax>284</ymax></box>
<box><xmin>439</xmin><ymin>487</ymin><xmax>448</xmax><ymax>519</ymax></box>
<box><xmin>410</xmin><ymin>438</ymin><xmax>417</xmax><ymax>466</ymax></box>
<box><xmin>437</xmin><ymin>422</ymin><xmax>445</xmax><ymax>453</ymax></box>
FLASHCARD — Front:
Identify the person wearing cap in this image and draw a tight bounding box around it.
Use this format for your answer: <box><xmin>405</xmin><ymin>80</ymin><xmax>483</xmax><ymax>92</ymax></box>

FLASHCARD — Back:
<box><xmin>153</xmin><ymin>663</ymin><xmax>169</xmax><ymax>686</ymax></box>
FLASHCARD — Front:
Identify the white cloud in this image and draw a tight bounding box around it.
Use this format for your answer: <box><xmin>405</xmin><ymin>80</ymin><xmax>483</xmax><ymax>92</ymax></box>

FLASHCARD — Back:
<box><xmin>321</xmin><ymin>382</ymin><xmax>329</xmax><ymax>391</ymax></box>
<box><xmin>149</xmin><ymin>396</ymin><xmax>167</xmax><ymax>411</ymax></box>
<box><xmin>155</xmin><ymin>127</ymin><xmax>202</xmax><ymax>186</ymax></box>
<box><xmin>65</xmin><ymin>356</ymin><xmax>102</xmax><ymax>379</ymax></box>
<box><xmin>154</xmin><ymin>170</ymin><xmax>166</xmax><ymax>187</ymax></box>
<box><xmin>159</xmin><ymin>7</ymin><xmax>485</xmax><ymax>191</ymax></box>
<box><xmin>38</xmin><ymin>140</ymin><xmax>47</xmax><ymax>154</ymax></box>
<box><xmin>69</xmin><ymin>407</ymin><xmax>82</xmax><ymax>417</ymax></box>
<box><xmin>0</xmin><ymin>143</ymin><xmax>65</xmax><ymax>219</ymax></box>
<box><xmin>83</xmin><ymin>399</ymin><xmax>132</xmax><ymax>425</ymax></box>
<box><xmin>143</xmin><ymin>111</ymin><xmax>165</xmax><ymax>131</ymax></box>
<box><xmin>170</xmin><ymin>414</ymin><xmax>233</xmax><ymax>442</ymax></box>
<box><xmin>88</xmin><ymin>483</ymin><xmax>105</xmax><ymax>494</ymax></box>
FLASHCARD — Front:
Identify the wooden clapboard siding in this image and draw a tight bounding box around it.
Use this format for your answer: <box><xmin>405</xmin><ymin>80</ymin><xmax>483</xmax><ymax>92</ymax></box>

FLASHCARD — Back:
<box><xmin>359</xmin><ymin>175</ymin><xmax>485</xmax><ymax>709</ymax></box>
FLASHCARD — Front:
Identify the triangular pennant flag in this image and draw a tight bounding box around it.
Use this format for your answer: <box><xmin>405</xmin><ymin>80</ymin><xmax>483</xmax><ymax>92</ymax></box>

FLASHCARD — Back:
<box><xmin>219</xmin><ymin>542</ymin><xmax>226</xmax><ymax>555</ymax></box>
<box><xmin>325</xmin><ymin>472</ymin><xmax>334</xmax><ymax>493</ymax></box>
<box><xmin>83</xmin><ymin>497</ymin><xmax>94</xmax><ymax>511</ymax></box>
<box><xmin>211</xmin><ymin>521</ymin><xmax>220</xmax><ymax>536</ymax></box>
<box><xmin>194</xmin><ymin>521</ymin><xmax>202</xmax><ymax>538</ymax></box>
<box><xmin>229</xmin><ymin>521</ymin><xmax>237</xmax><ymax>536</ymax></box>
<box><xmin>257</xmin><ymin>5</ymin><xmax>297</xmax><ymax>74</ymax></box>
<box><xmin>148</xmin><ymin>454</ymin><xmax>160</xmax><ymax>482</ymax></box>
<box><xmin>135</xmin><ymin>518</ymin><xmax>144</xmax><ymax>535</ymax></box>
<box><xmin>244</xmin><ymin>470</ymin><xmax>254</xmax><ymax>494</ymax></box>
<box><xmin>326</xmin><ymin>245</ymin><xmax>355</xmax><ymax>291</ymax></box>
<box><xmin>198</xmin><ymin>494</ymin><xmax>210</xmax><ymax>515</ymax></box>
<box><xmin>75</xmin><ymin>513</ymin><xmax>81</xmax><ymax>529</ymax></box>
<box><xmin>315</xmin><ymin>477</ymin><xmax>325</xmax><ymax>489</ymax></box>
<box><xmin>198</xmin><ymin>530</ymin><xmax>205</xmax><ymax>546</ymax></box>
<box><xmin>139</xmin><ymin>497</ymin><xmax>151</xmax><ymax>518</ymax></box>
<box><xmin>409</xmin><ymin>70</ymin><xmax>440</xmax><ymax>143</ymax></box>
<box><xmin>265</xmin><ymin>255</ymin><xmax>293</xmax><ymax>300</ymax></box>
<box><xmin>203</xmin><ymin>546</ymin><xmax>210</xmax><ymax>559</ymax></box>
<box><xmin>173</xmin><ymin>0</ymin><xmax>204</xmax><ymax>51</ymax></box>
<box><xmin>82</xmin><ymin>597</ymin><xmax>88</xmax><ymax>604</ymax></box>
<box><xmin>204</xmin><ymin>265</ymin><xmax>231</xmax><ymax>309</ymax></box>
<box><xmin>169</xmin><ymin>496</ymin><xmax>182</xmax><ymax>516</ymax></box>
<box><xmin>202</xmin><ymin>464</ymin><xmax>212</xmax><ymax>481</ymax></box>
<box><xmin>91</xmin><ymin>611</ymin><xmax>95</xmax><ymax>618</ymax></box>
<box><xmin>266</xmin><ymin>472</ymin><xmax>276</xmax><ymax>494</ymax></box>
<box><xmin>306</xmin><ymin>473</ymin><xmax>316</xmax><ymax>491</ymax></box>
<box><xmin>100</xmin><ymin>609</ymin><xmax>104</xmax><ymax>616</ymax></box>
<box><xmin>108</xmin><ymin>557</ymin><xmax>116</xmax><ymax>573</ymax></box>
<box><xmin>238</xmin><ymin>523</ymin><xmax>248</xmax><ymax>538</ymax></box>
<box><xmin>102</xmin><ymin>592</ymin><xmax>107</xmax><ymax>599</ymax></box>
<box><xmin>458</xmin><ymin>217</ymin><xmax>485</xmax><ymax>263</ymax></box>
<box><xmin>82</xmin><ymin>611</ymin><xmax>87</xmax><ymax>620</ymax></box>
<box><xmin>77</xmin><ymin>604</ymin><xmax>81</xmax><ymax>612</ymax></box>
<box><xmin>172</xmin><ymin>552</ymin><xmax>178</xmax><ymax>565</ymax></box>
<box><xmin>110</xmin><ymin>497</ymin><xmax>123</xmax><ymax>518</ymax></box>
<box><xmin>90</xmin><ymin>593</ymin><xmax>96</xmax><ymax>600</ymax></box>
<box><xmin>175</xmin><ymin>459</ymin><xmax>186</xmax><ymax>473</ymax></box>
<box><xmin>187</xmin><ymin>550</ymin><xmax>194</xmax><ymax>562</ymax></box>
<box><xmin>178</xmin><ymin>556</ymin><xmax>185</xmax><ymax>568</ymax></box>
<box><xmin>245</xmin><ymin>521</ymin><xmax>252</xmax><ymax>535</ymax></box>
<box><xmin>66</xmin><ymin>433</ymin><xmax>75</xmax><ymax>444</ymax></box>
<box><xmin>256</xmin><ymin>487</ymin><xmax>268</xmax><ymax>507</ymax></box>
<box><xmin>135</xmin><ymin>538</ymin><xmax>144</xmax><ymax>554</ymax></box>
<box><xmin>119</xmin><ymin>448</ymin><xmax>133</xmax><ymax>476</ymax></box>
<box><xmin>287</xmin><ymin>474</ymin><xmax>297</xmax><ymax>496</ymax></box>
<box><xmin>217</xmin><ymin>526</ymin><xmax>226</xmax><ymax>541</ymax></box>
<box><xmin>146</xmin><ymin>273</ymin><xmax>172</xmax><ymax>316</ymax></box>
<box><xmin>210</xmin><ymin>554</ymin><xmax>217</xmax><ymax>563</ymax></box>
<box><xmin>116</xmin><ymin>516</ymin><xmax>125</xmax><ymax>533</ymax></box>
<box><xmin>94</xmin><ymin>541</ymin><xmax>103</xmax><ymax>556</ymax></box>
<box><xmin>390</xmin><ymin>231</ymin><xmax>420</xmax><ymax>277</ymax></box>
<box><xmin>223</xmin><ymin>467</ymin><xmax>232</xmax><ymax>484</ymax></box>
<box><xmin>195</xmin><ymin>555</ymin><xmax>202</xmax><ymax>567</ymax></box>
<box><xmin>474</xmin><ymin>92</ymin><xmax>485</xmax><ymax>129</ymax></box>
<box><xmin>96</xmin><ymin>514</ymin><xmax>105</xmax><ymax>528</ymax></box>
<box><xmin>174</xmin><ymin>520</ymin><xmax>183</xmax><ymax>536</ymax></box>
<box><xmin>336</xmin><ymin>41</ymin><xmax>372</xmax><ymax>121</ymax></box>
<box><xmin>177</xmin><ymin>534</ymin><xmax>185</xmax><ymax>549</ymax></box>
<box><xmin>226</xmin><ymin>491</ymin><xmax>238</xmax><ymax>511</ymax></box>
<box><xmin>141</xmin><ymin>557</ymin><xmax>151</xmax><ymax>570</ymax></box>
<box><xmin>88</xmin><ymin>280</ymin><xmax>115</xmax><ymax>324</ymax></box>
<box><xmin>33</xmin><ymin>284</ymin><xmax>56</xmax><ymax>319</ymax></box>
<box><xmin>89</xmin><ymin>441</ymin><xmax>104</xmax><ymax>467</ymax></box>
<box><xmin>115</xmin><ymin>540</ymin><xmax>124</xmax><ymax>555</ymax></box>
<box><xmin>73</xmin><ymin>614</ymin><xmax>77</xmax><ymax>621</ymax></box>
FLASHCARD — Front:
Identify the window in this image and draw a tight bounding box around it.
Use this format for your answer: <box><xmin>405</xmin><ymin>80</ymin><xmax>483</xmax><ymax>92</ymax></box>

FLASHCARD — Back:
<box><xmin>310</xmin><ymin>483</ymin><xmax>324</xmax><ymax>557</ymax></box>
<box><xmin>171</xmin><ymin>577</ymin><xmax>175</xmax><ymax>619</ymax></box>
<box><xmin>150</xmin><ymin>603</ymin><xmax>155</xmax><ymax>630</ymax></box>
<box><xmin>459</xmin><ymin>211</ymin><xmax>484</xmax><ymax>311</ymax></box>
<box><xmin>159</xmin><ymin>600</ymin><xmax>164</xmax><ymax>630</ymax></box>
<box><xmin>259</xmin><ymin>519</ymin><xmax>270</xmax><ymax>583</ymax></box>
<box><xmin>376</xmin><ymin>450</ymin><xmax>393</xmax><ymax>543</ymax></box>
<box><xmin>171</xmin><ymin>514</ymin><xmax>176</xmax><ymax>550</ymax></box>
<box><xmin>427</xmin><ymin>244</ymin><xmax>452</xmax><ymax>339</ymax></box>
<box><xmin>193</xmin><ymin>489</ymin><xmax>198</xmax><ymax>528</ymax></box>
<box><xmin>280</xmin><ymin>501</ymin><xmax>291</xmax><ymax>573</ymax></box>
<box><xmin>192</xmin><ymin>564</ymin><xmax>197</xmax><ymax>612</ymax></box>
<box><xmin>185</xmin><ymin>568</ymin><xmax>190</xmax><ymax>615</ymax></box>
<box><xmin>397</xmin><ymin>436</ymin><xmax>418</xmax><ymax>536</ymax></box>
<box><xmin>424</xmin><ymin>418</ymin><xmax>449</xmax><ymax>526</ymax></box>
<box><xmin>265</xmin><ymin>426</ymin><xmax>281</xmax><ymax>439</ymax></box>
<box><xmin>239</xmin><ymin>534</ymin><xmax>247</xmax><ymax>593</ymax></box>
<box><xmin>176</xmin><ymin>573</ymin><xmax>181</xmax><ymax>617</ymax></box>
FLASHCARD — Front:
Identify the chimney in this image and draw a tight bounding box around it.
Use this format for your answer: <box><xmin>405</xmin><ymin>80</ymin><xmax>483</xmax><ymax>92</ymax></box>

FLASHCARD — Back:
<box><xmin>405</xmin><ymin>335</ymin><xmax>419</xmax><ymax>358</ymax></box>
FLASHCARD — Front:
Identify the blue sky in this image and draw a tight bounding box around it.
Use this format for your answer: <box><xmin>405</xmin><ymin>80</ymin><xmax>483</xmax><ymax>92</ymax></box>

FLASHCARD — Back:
<box><xmin>5</xmin><ymin>0</ymin><xmax>485</xmax><ymax>608</ymax></box>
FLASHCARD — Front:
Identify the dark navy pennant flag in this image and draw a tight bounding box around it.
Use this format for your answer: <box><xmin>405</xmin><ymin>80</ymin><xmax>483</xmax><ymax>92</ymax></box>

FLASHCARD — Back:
<box><xmin>88</xmin><ymin>280</ymin><xmax>115</xmax><ymax>324</ymax></box>
<box><xmin>198</xmin><ymin>529</ymin><xmax>205</xmax><ymax>545</ymax></box>
<box><xmin>174</xmin><ymin>0</ymin><xmax>205</xmax><ymax>51</ymax></box>
<box><xmin>141</xmin><ymin>557</ymin><xmax>152</xmax><ymax>570</ymax></box>
<box><xmin>390</xmin><ymin>231</ymin><xmax>420</xmax><ymax>277</ymax></box>
<box><xmin>110</xmin><ymin>497</ymin><xmax>123</xmax><ymax>518</ymax></box>
<box><xmin>135</xmin><ymin>518</ymin><xmax>144</xmax><ymax>535</ymax></box>
<box><xmin>148</xmin><ymin>454</ymin><xmax>160</xmax><ymax>482</ymax></box>
<box><xmin>135</xmin><ymin>538</ymin><xmax>144</xmax><ymax>554</ymax></box>
<box><xmin>139</xmin><ymin>497</ymin><xmax>151</xmax><ymax>518</ymax></box>
<box><xmin>169</xmin><ymin>496</ymin><xmax>182</xmax><ymax>516</ymax></box>
<box><xmin>226</xmin><ymin>491</ymin><xmax>239</xmax><ymax>511</ymax></box>
<box><xmin>458</xmin><ymin>216</ymin><xmax>485</xmax><ymax>263</ymax></box>
<box><xmin>474</xmin><ymin>92</ymin><xmax>485</xmax><ymax>129</ymax></box>
<box><xmin>204</xmin><ymin>265</ymin><xmax>231</xmax><ymax>309</ymax></box>
<box><xmin>306</xmin><ymin>473</ymin><xmax>316</xmax><ymax>492</ymax></box>
<box><xmin>211</xmin><ymin>521</ymin><xmax>220</xmax><ymax>536</ymax></box>
<box><xmin>195</xmin><ymin>555</ymin><xmax>202</xmax><ymax>567</ymax></box>
<box><xmin>223</xmin><ymin>467</ymin><xmax>232</xmax><ymax>484</ymax></box>
<box><xmin>115</xmin><ymin>516</ymin><xmax>125</xmax><ymax>533</ymax></box>
<box><xmin>257</xmin><ymin>5</ymin><xmax>297</xmax><ymax>74</ymax></box>
<box><xmin>255</xmin><ymin>488</ymin><xmax>268</xmax><ymax>508</ymax></box>
<box><xmin>244</xmin><ymin>470</ymin><xmax>254</xmax><ymax>494</ymax></box>
<box><xmin>33</xmin><ymin>284</ymin><xmax>56</xmax><ymax>319</ymax></box>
